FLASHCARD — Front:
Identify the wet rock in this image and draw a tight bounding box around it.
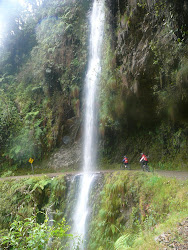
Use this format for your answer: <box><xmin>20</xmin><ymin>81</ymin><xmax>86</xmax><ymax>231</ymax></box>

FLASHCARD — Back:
<box><xmin>47</xmin><ymin>140</ymin><xmax>82</xmax><ymax>170</ymax></box>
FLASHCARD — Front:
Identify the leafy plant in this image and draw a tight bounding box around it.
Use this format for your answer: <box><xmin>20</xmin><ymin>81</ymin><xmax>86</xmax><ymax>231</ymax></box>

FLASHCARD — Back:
<box><xmin>88</xmin><ymin>172</ymin><xmax>188</xmax><ymax>250</ymax></box>
<box><xmin>114</xmin><ymin>234</ymin><xmax>132</xmax><ymax>249</ymax></box>
<box><xmin>0</xmin><ymin>215</ymin><xmax>73</xmax><ymax>249</ymax></box>
<box><xmin>1</xmin><ymin>170</ymin><xmax>14</xmax><ymax>178</ymax></box>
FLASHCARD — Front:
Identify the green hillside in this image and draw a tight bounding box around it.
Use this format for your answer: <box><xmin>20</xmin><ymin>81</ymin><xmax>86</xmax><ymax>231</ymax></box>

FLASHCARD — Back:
<box><xmin>0</xmin><ymin>0</ymin><xmax>188</xmax><ymax>174</ymax></box>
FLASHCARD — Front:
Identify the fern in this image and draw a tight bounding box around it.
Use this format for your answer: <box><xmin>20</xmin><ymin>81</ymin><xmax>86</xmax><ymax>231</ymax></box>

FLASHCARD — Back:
<box><xmin>114</xmin><ymin>234</ymin><xmax>130</xmax><ymax>250</ymax></box>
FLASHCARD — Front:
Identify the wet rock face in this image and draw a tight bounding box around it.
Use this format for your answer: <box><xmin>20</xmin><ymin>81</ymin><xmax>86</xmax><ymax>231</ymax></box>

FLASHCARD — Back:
<box><xmin>117</xmin><ymin>0</ymin><xmax>187</xmax><ymax>74</ymax></box>
<box><xmin>104</xmin><ymin>0</ymin><xmax>188</xmax><ymax>129</ymax></box>
<box><xmin>46</xmin><ymin>116</ymin><xmax>82</xmax><ymax>170</ymax></box>
<box><xmin>47</xmin><ymin>141</ymin><xmax>82</xmax><ymax>170</ymax></box>
<box><xmin>116</xmin><ymin>2</ymin><xmax>159</xmax><ymax>92</ymax></box>
<box><xmin>115</xmin><ymin>1</ymin><xmax>160</xmax><ymax>125</ymax></box>
<box><xmin>155</xmin><ymin>218</ymin><xmax>188</xmax><ymax>249</ymax></box>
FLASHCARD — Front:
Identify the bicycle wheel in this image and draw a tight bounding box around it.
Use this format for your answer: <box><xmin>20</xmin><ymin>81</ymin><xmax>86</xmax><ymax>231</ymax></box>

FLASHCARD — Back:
<box><xmin>120</xmin><ymin>163</ymin><xmax>125</xmax><ymax>170</ymax></box>
<box><xmin>146</xmin><ymin>165</ymin><xmax>150</xmax><ymax>172</ymax></box>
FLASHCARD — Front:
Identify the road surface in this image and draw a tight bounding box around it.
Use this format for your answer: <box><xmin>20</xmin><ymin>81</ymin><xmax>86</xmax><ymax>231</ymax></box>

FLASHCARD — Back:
<box><xmin>0</xmin><ymin>169</ymin><xmax>188</xmax><ymax>181</ymax></box>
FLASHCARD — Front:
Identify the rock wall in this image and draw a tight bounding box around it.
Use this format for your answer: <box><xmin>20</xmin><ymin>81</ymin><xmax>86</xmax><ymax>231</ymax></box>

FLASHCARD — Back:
<box><xmin>113</xmin><ymin>0</ymin><xmax>188</xmax><ymax>124</ymax></box>
<box><xmin>100</xmin><ymin>0</ymin><xmax>188</xmax><ymax>165</ymax></box>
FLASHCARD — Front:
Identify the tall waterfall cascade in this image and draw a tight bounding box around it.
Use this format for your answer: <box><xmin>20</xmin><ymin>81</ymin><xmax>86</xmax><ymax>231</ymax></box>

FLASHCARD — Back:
<box><xmin>71</xmin><ymin>0</ymin><xmax>105</xmax><ymax>248</ymax></box>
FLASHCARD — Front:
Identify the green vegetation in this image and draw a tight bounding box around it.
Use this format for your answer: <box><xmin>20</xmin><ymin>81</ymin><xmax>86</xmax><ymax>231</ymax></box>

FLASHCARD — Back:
<box><xmin>0</xmin><ymin>175</ymin><xmax>77</xmax><ymax>249</ymax></box>
<box><xmin>0</xmin><ymin>176</ymin><xmax>67</xmax><ymax>229</ymax></box>
<box><xmin>99</xmin><ymin>0</ymin><xmax>188</xmax><ymax>169</ymax></box>
<box><xmin>0</xmin><ymin>0</ymin><xmax>91</xmax><ymax>172</ymax></box>
<box><xmin>0</xmin><ymin>172</ymin><xmax>187</xmax><ymax>249</ymax></box>
<box><xmin>0</xmin><ymin>216</ymin><xmax>72</xmax><ymax>249</ymax></box>
<box><xmin>0</xmin><ymin>0</ymin><xmax>188</xmax><ymax>172</ymax></box>
<box><xmin>0</xmin><ymin>0</ymin><xmax>187</xmax><ymax>249</ymax></box>
<box><xmin>87</xmin><ymin>171</ymin><xmax>188</xmax><ymax>249</ymax></box>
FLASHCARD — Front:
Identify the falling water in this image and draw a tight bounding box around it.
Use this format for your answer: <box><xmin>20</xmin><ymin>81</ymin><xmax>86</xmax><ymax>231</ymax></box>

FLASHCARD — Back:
<box><xmin>71</xmin><ymin>0</ymin><xmax>105</xmax><ymax>248</ymax></box>
<box><xmin>82</xmin><ymin>0</ymin><xmax>105</xmax><ymax>173</ymax></box>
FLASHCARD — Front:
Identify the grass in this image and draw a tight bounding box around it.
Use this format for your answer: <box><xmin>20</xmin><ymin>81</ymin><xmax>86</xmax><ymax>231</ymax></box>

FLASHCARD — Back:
<box><xmin>0</xmin><ymin>161</ymin><xmax>80</xmax><ymax>177</ymax></box>
<box><xmin>0</xmin><ymin>168</ymin><xmax>187</xmax><ymax>249</ymax></box>
<box><xmin>131</xmin><ymin>210</ymin><xmax>188</xmax><ymax>249</ymax></box>
<box><xmin>88</xmin><ymin>171</ymin><xmax>188</xmax><ymax>250</ymax></box>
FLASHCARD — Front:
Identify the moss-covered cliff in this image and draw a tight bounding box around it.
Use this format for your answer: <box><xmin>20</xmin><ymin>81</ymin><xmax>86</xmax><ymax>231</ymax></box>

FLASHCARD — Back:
<box><xmin>0</xmin><ymin>0</ymin><xmax>92</xmax><ymax>171</ymax></box>
<box><xmin>87</xmin><ymin>171</ymin><xmax>188</xmax><ymax>249</ymax></box>
<box><xmin>0</xmin><ymin>0</ymin><xmax>188</xmax><ymax>171</ymax></box>
<box><xmin>99</xmin><ymin>0</ymin><xmax>188</xmax><ymax>169</ymax></box>
<box><xmin>0</xmin><ymin>175</ymin><xmax>67</xmax><ymax>230</ymax></box>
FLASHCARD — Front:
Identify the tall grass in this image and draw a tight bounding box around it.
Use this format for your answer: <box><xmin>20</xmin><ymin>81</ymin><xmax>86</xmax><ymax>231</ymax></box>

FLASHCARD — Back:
<box><xmin>87</xmin><ymin>171</ymin><xmax>188</xmax><ymax>249</ymax></box>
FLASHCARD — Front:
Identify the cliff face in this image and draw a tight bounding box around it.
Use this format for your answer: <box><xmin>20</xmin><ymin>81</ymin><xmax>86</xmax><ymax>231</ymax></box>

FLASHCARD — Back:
<box><xmin>100</xmin><ymin>0</ymin><xmax>188</xmax><ymax>166</ymax></box>
<box><xmin>0</xmin><ymin>0</ymin><xmax>188</xmax><ymax>170</ymax></box>
<box><xmin>116</xmin><ymin>0</ymin><xmax>188</xmax><ymax>122</ymax></box>
<box><xmin>0</xmin><ymin>0</ymin><xmax>92</xmax><ymax>168</ymax></box>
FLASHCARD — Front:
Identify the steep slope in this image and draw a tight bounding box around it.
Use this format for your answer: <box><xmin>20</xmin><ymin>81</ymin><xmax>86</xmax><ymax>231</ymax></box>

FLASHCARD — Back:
<box><xmin>0</xmin><ymin>172</ymin><xmax>187</xmax><ymax>249</ymax></box>
<box><xmin>99</xmin><ymin>0</ymin><xmax>188</xmax><ymax>169</ymax></box>
<box><xmin>0</xmin><ymin>0</ymin><xmax>188</xmax><ymax>171</ymax></box>
<box><xmin>0</xmin><ymin>0</ymin><xmax>92</xmax><ymax>170</ymax></box>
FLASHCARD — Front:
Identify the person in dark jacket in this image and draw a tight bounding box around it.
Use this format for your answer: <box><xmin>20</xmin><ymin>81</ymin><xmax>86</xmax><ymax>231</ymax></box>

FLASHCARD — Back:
<box><xmin>122</xmin><ymin>155</ymin><xmax>129</xmax><ymax>168</ymax></box>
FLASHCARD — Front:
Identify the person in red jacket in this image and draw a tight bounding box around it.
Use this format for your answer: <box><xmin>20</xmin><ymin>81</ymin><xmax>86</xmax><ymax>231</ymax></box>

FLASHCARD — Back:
<box><xmin>122</xmin><ymin>155</ymin><xmax>129</xmax><ymax>168</ymax></box>
<box><xmin>140</xmin><ymin>153</ymin><xmax>148</xmax><ymax>168</ymax></box>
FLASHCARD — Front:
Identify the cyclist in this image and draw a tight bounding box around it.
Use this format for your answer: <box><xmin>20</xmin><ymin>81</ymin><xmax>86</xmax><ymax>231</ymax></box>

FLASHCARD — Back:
<box><xmin>140</xmin><ymin>153</ymin><xmax>148</xmax><ymax>169</ymax></box>
<box><xmin>122</xmin><ymin>155</ymin><xmax>129</xmax><ymax>169</ymax></box>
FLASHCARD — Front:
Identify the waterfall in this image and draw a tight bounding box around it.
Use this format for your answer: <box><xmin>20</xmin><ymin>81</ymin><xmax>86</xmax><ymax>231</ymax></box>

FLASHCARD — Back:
<box><xmin>82</xmin><ymin>0</ymin><xmax>105</xmax><ymax>173</ymax></box>
<box><xmin>71</xmin><ymin>0</ymin><xmax>105</xmax><ymax>248</ymax></box>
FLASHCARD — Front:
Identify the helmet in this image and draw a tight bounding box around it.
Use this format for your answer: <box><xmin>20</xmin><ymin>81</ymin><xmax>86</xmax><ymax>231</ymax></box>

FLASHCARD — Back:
<box><xmin>140</xmin><ymin>153</ymin><xmax>143</xmax><ymax>155</ymax></box>
<box><xmin>124</xmin><ymin>155</ymin><xmax>126</xmax><ymax>157</ymax></box>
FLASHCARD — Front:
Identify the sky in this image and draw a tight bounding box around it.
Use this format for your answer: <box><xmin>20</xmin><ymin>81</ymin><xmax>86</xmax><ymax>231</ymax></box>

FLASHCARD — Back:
<box><xmin>0</xmin><ymin>0</ymin><xmax>29</xmax><ymax>42</ymax></box>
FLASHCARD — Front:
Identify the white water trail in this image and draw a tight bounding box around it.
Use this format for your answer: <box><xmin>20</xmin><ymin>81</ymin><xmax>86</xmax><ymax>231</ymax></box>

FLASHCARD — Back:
<box><xmin>71</xmin><ymin>0</ymin><xmax>105</xmax><ymax>249</ymax></box>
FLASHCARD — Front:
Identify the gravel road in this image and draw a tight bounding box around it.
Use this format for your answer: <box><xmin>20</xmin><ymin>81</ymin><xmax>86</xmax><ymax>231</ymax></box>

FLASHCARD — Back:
<box><xmin>0</xmin><ymin>169</ymin><xmax>188</xmax><ymax>181</ymax></box>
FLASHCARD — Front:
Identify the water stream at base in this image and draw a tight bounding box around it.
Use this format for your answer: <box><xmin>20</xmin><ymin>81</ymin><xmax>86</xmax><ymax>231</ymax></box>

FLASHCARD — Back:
<box><xmin>71</xmin><ymin>0</ymin><xmax>105</xmax><ymax>248</ymax></box>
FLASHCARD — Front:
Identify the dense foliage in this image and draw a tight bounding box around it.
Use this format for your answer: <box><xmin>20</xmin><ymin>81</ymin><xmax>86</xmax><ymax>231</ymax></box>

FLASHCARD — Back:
<box><xmin>0</xmin><ymin>172</ymin><xmax>187</xmax><ymax>249</ymax></box>
<box><xmin>99</xmin><ymin>0</ymin><xmax>188</xmax><ymax>168</ymax></box>
<box><xmin>0</xmin><ymin>0</ymin><xmax>188</xmax><ymax>171</ymax></box>
<box><xmin>0</xmin><ymin>0</ymin><xmax>91</xmax><ymax>171</ymax></box>
<box><xmin>0</xmin><ymin>175</ymin><xmax>77</xmax><ymax>249</ymax></box>
<box><xmin>0</xmin><ymin>176</ymin><xmax>67</xmax><ymax>229</ymax></box>
<box><xmin>87</xmin><ymin>171</ymin><xmax>188</xmax><ymax>249</ymax></box>
<box><xmin>0</xmin><ymin>216</ymin><xmax>72</xmax><ymax>249</ymax></box>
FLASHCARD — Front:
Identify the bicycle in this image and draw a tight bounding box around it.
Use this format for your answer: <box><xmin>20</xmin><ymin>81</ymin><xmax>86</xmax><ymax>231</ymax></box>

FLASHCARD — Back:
<box><xmin>141</xmin><ymin>162</ymin><xmax>150</xmax><ymax>172</ymax></box>
<box><xmin>120</xmin><ymin>163</ymin><xmax>131</xmax><ymax>170</ymax></box>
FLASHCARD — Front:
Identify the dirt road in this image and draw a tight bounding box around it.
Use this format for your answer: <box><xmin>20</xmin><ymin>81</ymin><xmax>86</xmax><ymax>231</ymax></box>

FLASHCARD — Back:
<box><xmin>0</xmin><ymin>169</ymin><xmax>188</xmax><ymax>181</ymax></box>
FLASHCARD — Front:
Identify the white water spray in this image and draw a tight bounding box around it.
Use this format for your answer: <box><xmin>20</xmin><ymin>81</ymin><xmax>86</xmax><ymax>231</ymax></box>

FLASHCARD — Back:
<box><xmin>72</xmin><ymin>0</ymin><xmax>105</xmax><ymax>248</ymax></box>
